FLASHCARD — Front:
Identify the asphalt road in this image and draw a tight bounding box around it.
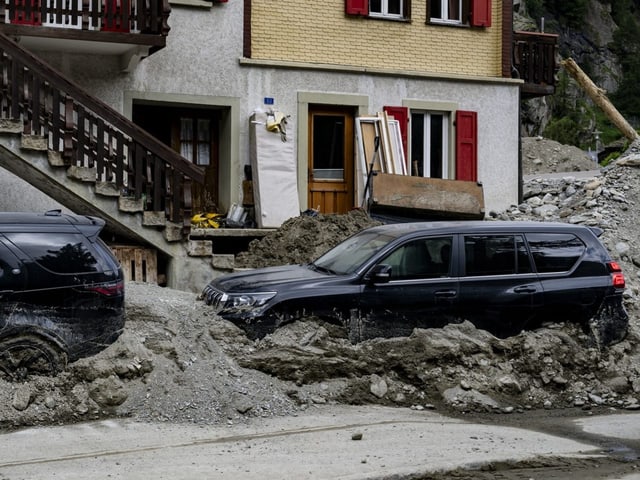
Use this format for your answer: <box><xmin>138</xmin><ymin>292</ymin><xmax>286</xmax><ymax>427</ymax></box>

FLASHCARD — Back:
<box><xmin>1</xmin><ymin>406</ymin><xmax>639</xmax><ymax>479</ymax></box>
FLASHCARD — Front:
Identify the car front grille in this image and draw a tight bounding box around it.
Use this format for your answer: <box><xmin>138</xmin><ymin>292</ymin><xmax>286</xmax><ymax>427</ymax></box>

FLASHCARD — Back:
<box><xmin>202</xmin><ymin>284</ymin><xmax>226</xmax><ymax>311</ymax></box>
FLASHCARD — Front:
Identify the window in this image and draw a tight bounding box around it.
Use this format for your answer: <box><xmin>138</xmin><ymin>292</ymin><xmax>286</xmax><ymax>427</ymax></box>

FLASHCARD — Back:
<box><xmin>385</xmin><ymin>106</ymin><xmax>477</xmax><ymax>181</ymax></box>
<box><xmin>526</xmin><ymin>233</ymin><xmax>585</xmax><ymax>273</ymax></box>
<box><xmin>370</xmin><ymin>0</ymin><xmax>403</xmax><ymax>18</ymax></box>
<box><xmin>411</xmin><ymin>111</ymin><xmax>449</xmax><ymax>178</ymax></box>
<box><xmin>312</xmin><ymin>115</ymin><xmax>345</xmax><ymax>180</ymax></box>
<box><xmin>430</xmin><ymin>0</ymin><xmax>463</xmax><ymax>23</ymax></box>
<box><xmin>464</xmin><ymin>235</ymin><xmax>532</xmax><ymax>276</ymax></box>
<box><xmin>6</xmin><ymin>233</ymin><xmax>100</xmax><ymax>274</ymax></box>
<box><xmin>345</xmin><ymin>0</ymin><xmax>409</xmax><ymax>19</ymax></box>
<box><xmin>429</xmin><ymin>0</ymin><xmax>492</xmax><ymax>27</ymax></box>
<box><xmin>384</xmin><ymin>237</ymin><xmax>453</xmax><ymax>280</ymax></box>
<box><xmin>180</xmin><ymin>117</ymin><xmax>211</xmax><ymax>166</ymax></box>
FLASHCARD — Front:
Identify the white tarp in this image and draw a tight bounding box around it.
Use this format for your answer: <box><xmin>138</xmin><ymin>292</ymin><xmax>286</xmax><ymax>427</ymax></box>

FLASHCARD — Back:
<box><xmin>249</xmin><ymin>109</ymin><xmax>300</xmax><ymax>228</ymax></box>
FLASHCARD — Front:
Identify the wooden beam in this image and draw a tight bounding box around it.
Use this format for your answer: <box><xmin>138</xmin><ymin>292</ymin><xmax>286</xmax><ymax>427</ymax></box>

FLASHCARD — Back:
<box><xmin>561</xmin><ymin>58</ymin><xmax>639</xmax><ymax>141</ymax></box>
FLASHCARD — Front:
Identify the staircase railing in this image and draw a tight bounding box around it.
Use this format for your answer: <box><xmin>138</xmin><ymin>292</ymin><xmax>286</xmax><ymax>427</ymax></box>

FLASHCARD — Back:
<box><xmin>0</xmin><ymin>32</ymin><xmax>203</xmax><ymax>225</ymax></box>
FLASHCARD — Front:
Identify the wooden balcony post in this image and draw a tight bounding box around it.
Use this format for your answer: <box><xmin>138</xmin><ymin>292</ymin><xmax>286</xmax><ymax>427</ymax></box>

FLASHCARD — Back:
<box><xmin>64</xmin><ymin>96</ymin><xmax>74</xmax><ymax>159</ymax></box>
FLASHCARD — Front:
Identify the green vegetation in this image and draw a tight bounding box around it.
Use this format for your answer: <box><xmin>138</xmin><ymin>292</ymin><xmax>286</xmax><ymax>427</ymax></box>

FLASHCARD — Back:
<box><xmin>526</xmin><ymin>0</ymin><xmax>640</xmax><ymax>147</ymax></box>
<box><xmin>610</xmin><ymin>0</ymin><xmax>640</xmax><ymax>121</ymax></box>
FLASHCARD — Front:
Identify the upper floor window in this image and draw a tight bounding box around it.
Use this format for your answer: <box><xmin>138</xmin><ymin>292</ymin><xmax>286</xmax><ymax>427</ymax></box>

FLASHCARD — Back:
<box><xmin>429</xmin><ymin>0</ymin><xmax>492</xmax><ymax>27</ymax></box>
<box><xmin>430</xmin><ymin>0</ymin><xmax>463</xmax><ymax>24</ymax></box>
<box><xmin>345</xmin><ymin>0</ymin><xmax>409</xmax><ymax>20</ymax></box>
<box><xmin>370</xmin><ymin>0</ymin><xmax>404</xmax><ymax>19</ymax></box>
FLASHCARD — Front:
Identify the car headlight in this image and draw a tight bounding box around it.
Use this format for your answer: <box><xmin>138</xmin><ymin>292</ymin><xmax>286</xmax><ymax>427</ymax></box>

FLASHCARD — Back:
<box><xmin>223</xmin><ymin>292</ymin><xmax>277</xmax><ymax>311</ymax></box>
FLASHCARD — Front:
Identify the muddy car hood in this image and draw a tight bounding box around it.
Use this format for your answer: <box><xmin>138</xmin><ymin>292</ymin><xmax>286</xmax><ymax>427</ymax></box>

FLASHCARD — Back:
<box><xmin>211</xmin><ymin>264</ymin><xmax>334</xmax><ymax>292</ymax></box>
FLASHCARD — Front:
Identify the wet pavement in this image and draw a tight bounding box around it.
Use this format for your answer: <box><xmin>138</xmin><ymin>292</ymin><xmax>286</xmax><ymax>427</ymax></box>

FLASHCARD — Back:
<box><xmin>1</xmin><ymin>406</ymin><xmax>639</xmax><ymax>479</ymax></box>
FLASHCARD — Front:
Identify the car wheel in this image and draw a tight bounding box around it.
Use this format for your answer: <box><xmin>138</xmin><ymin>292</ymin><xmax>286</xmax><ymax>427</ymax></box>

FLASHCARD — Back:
<box><xmin>0</xmin><ymin>334</ymin><xmax>68</xmax><ymax>381</ymax></box>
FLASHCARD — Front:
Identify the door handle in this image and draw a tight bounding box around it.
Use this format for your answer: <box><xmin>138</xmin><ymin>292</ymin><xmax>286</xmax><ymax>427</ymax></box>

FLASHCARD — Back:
<box><xmin>514</xmin><ymin>285</ymin><xmax>537</xmax><ymax>293</ymax></box>
<box><xmin>435</xmin><ymin>290</ymin><xmax>457</xmax><ymax>298</ymax></box>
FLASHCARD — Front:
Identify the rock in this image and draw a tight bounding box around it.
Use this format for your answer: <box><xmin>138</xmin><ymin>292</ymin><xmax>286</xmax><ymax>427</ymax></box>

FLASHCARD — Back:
<box><xmin>616</xmin><ymin>242</ymin><xmax>631</xmax><ymax>256</ymax></box>
<box><xmin>89</xmin><ymin>376</ymin><xmax>128</xmax><ymax>407</ymax></box>
<box><xmin>604</xmin><ymin>376</ymin><xmax>630</xmax><ymax>394</ymax></box>
<box><xmin>12</xmin><ymin>386</ymin><xmax>32</xmax><ymax>411</ymax></box>
<box><xmin>44</xmin><ymin>396</ymin><xmax>57</xmax><ymax>409</ymax></box>
<box><xmin>370</xmin><ymin>374</ymin><xmax>388</xmax><ymax>399</ymax></box>
<box><xmin>442</xmin><ymin>386</ymin><xmax>500</xmax><ymax>410</ymax></box>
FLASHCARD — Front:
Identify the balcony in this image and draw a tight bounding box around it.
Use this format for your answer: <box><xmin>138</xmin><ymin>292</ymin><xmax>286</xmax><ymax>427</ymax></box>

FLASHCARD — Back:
<box><xmin>0</xmin><ymin>0</ymin><xmax>170</xmax><ymax>69</ymax></box>
<box><xmin>513</xmin><ymin>31</ymin><xmax>559</xmax><ymax>98</ymax></box>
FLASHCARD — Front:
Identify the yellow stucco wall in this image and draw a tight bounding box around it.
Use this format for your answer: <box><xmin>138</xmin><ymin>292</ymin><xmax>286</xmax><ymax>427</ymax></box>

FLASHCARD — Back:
<box><xmin>249</xmin><ymin>1</ymin><xmax>503</xmax><ymax>78</ymax></box>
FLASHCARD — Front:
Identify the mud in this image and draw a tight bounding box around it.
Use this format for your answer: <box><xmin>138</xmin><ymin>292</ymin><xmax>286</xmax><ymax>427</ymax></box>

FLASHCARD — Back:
<box><xmin>1</xmin><ymin>137</ymin><xmax>640</xmax><ymax>479</ymax></box>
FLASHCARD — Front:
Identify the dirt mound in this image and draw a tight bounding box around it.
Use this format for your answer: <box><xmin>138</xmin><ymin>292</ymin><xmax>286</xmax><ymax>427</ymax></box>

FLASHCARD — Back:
<box><xmin>1</xmin><ymin>139</ymin><xmax>639</xmax><ymax>430</ymax></box>
<box><xmin>235</xmin><ymin>208</ymin><xmax>381</xmax><ymax>268</ymax></box>
<box><xmin>522</xmin><ymin>137</ymin><xmax>598</xmax><ymax>175</ymax></box>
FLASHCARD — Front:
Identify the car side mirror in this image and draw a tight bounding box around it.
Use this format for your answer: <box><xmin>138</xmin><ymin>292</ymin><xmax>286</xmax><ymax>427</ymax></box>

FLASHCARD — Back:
<box><xmin>369</xmin><ymin>264</ymin><xmax>392</xmax><ymax>284</ymax></box>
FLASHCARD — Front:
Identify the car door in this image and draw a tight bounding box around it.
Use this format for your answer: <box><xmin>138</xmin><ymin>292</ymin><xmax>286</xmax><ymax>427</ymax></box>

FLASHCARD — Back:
<box><xmin>457</xmin><ymin>233</ymin><xmax>543</xmax><ymax>337</ymax></box>
<box><xmin>357</xmin><ymin>235</ymin><xmax>458</xmax><ymax>340</ymax></box>
<box><xmin>0</xmin><ymin>237</ymin><xmax>28</xmax><ymax>327</ymax></box>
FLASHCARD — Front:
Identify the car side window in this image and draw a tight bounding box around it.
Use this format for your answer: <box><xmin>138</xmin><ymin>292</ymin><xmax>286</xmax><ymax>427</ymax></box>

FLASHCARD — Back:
<box><xmin>525</xmin><ymin>233</ymin><xmax>585</xmax><ymax>273</ymax></box>
<box><xmin>4</xmin><ymin>233</ymin><xmax>100</xmax><ymax>274</ymax></box>
<box><xmin>464</xmin><ymin>235</ymin><xmax>532</xmax><ymax>276</ymax></box>
<box><xmin>384</xmin><ymin>236</ymin><xmax>453</xmax><ymax>280</ymax></box>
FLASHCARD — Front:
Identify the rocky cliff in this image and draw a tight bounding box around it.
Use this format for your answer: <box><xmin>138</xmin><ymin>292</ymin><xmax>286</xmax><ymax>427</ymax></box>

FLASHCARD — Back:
<box><xmin>515</xmin><ymin>0</ymin><xmax>638</xmax><ymax>141</ymax></box>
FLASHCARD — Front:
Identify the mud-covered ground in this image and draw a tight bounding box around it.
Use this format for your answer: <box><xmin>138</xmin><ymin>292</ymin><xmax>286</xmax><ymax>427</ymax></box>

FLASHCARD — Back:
<box><xmin>1</xmin><ymin>138</ymin><xmax>639</xmax><ymax>463</ymax></box>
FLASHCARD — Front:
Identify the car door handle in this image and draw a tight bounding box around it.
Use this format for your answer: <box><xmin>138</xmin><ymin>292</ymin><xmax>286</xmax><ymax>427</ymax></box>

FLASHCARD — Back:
<box><xmin>435</xmin><ymin>290</ymin><xmax>457</xmax><ymax>298</ymax></box>
<box><xmin>514</xmin><ymin>285</ymin><xmax>538</xmax><ymax>293</ymax></box>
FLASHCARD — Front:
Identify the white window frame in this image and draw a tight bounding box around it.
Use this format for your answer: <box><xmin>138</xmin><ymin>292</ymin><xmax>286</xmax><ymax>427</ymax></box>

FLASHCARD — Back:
<box><xmin>412</xmin><ymin>111</ymin><xmax>450</xmax><ymax>179</ymax></box>
<box><xmin>430</xmin><ymin>0</ymin><xmax>463</xmax><ymax>25</ymax></box>
<box><xmin>369</xmin><ymin>0</ymin><xmax>404</xmax><ymax>20</ymax></box>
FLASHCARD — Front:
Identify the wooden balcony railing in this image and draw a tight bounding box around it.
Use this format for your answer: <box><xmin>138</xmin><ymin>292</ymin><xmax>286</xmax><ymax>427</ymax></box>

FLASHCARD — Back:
<box><xmin>0</xmin><ymin>32</ymin><xmax>203</xmax><ymax>225</ymax></box>
<box><xmin>513</xmin><ymin>31</ymin><xmax>559</xmax><ymax>98</ymax></box>
<box><xmin>0</xmin><ymin>0</ymin><xmax>169</xmax><ymax>45</ymax></box>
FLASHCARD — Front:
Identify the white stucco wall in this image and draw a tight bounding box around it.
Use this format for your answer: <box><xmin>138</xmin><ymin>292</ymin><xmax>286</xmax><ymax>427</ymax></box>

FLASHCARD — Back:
<box><xmin>0</xmin><ymin>168</ymin><xmax>68</xmax><ymax>213</ymax></box>
<box><xmin>2</xmin><ymin>0</ymin><xmax>521</xmax><ymax>216</ymax></box>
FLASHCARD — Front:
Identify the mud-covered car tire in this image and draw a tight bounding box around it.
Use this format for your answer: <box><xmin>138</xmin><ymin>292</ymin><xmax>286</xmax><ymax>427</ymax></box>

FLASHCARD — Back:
<box><xmin>0</xmin><ymin>334</ymin><xmax>68</xmax><ymax>381</ymax></box>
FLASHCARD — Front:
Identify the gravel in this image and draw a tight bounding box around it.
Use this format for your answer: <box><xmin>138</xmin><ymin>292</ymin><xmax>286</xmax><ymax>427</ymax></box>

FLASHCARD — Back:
<box><xmin>1</xmin><ymin>137</ymin><xmax>639</xmax><ymax>430</ymax></box>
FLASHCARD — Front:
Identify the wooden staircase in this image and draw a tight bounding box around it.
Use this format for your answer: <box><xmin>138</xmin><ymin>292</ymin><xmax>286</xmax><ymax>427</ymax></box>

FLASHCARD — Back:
<box><xmin>0</xmin><ymin>31</ymin><xmax>217</xmax><ymax>288</ymax></box>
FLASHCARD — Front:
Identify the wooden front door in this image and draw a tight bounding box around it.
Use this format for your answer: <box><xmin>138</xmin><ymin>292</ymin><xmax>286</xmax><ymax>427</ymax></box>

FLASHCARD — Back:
<box><xmin>308</xmin><ymin>106</ymin><xmax>355</xmax><ymax>214</ymax></box>
<box><xmin>171</xmin><ymin>113</ymin><xmax>219</xmax><ymax>214</ymax></box>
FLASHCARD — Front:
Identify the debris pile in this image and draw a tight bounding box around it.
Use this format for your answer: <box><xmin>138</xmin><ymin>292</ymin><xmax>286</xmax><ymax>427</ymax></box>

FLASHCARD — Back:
<box><xmin>1</xmin><ymin>138</ymin><xmax>639</xmax><ymax>430</ymax></box>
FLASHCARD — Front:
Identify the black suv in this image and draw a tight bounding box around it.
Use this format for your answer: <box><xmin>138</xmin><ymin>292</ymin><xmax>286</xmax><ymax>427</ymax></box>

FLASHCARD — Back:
<box><xmin>0</xmin><ymin>210</ymin><xmax>125</xmax><ymax>379</ymax></box>
<box><xmin>202</xmin><ymin>221</ymin><xmax>628</xmax><ymax>345</ymax></box>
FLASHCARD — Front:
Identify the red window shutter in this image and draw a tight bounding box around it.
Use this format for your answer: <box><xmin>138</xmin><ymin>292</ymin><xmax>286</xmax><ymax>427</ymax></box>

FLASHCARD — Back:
<box><xmin>470</xmin><ymin>0</ymin><xmax>491</xmax><ymax>27</ymax></box>
<box><xmin>383</xmin><ymin>106</ymin><xmax>409</xmax><ymax>169</ymax></box>
<box><xmin>11</xmin><ymin>0</ymin><xmax>41</xmax><ymax>25</ymax></box>
<box><xmin>345</xmin><ymin>0</ymin><xmax>368</xmax><ymax>16</ymax></box>
<box><xmin>455</xmin><ymin>110</ymin><xmax>478</xmax><ymax>182</ymax></box>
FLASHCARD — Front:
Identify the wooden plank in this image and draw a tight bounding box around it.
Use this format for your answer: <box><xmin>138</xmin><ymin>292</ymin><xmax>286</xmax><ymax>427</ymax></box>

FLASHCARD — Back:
<box><xmin>378</xmin><ymin>111</ymin><xmax>394</xmax><ymax>174</ymax></box>
<box><xmin>110</xmin><ymin>245</ymin><xmax>157</xmax><ymax>283</ymax></box>
<box><xmin>370</xmin><ymin>173</ymin><xmax>485</xmax><ymax>220</ymax></box>
<box><xmin>388</xmin><ymin>119</ymin><xmax>407</xmax><ymax>175</ymax></box>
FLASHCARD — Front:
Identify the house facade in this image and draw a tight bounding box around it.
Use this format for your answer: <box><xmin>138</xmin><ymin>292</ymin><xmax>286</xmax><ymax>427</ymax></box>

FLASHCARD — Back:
<box><xmin>0</xmin><ymin>0</ymin><xmax>556</xmax><ymax>289</ymax></box>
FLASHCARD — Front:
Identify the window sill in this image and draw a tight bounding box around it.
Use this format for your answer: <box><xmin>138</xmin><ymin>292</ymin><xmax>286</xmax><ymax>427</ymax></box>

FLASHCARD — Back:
<box><xmin>169</xmin><ymin>0</ymin><xmax>212</xmax><ymax>8</ymax></box>
<box><xmin>428</xmin><ymin>19</ymin><xmax>469</xmax><ymax>28</ymax></box>
<box><xmin>356</xmin><ymin>15</ymin><xmax>411</xmax><ymax>23</ymax></box>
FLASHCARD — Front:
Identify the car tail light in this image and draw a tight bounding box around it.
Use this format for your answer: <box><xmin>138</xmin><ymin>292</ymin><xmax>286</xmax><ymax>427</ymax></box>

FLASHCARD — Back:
<box><xmin>87</xmin><ymin>279</ymin><xmax>125</xmax><ymax>296</ymax></box>
<box><xmin>607</xmin><ymin>261</ymin><xmax>626</xmax><ymax>289</ymax></box>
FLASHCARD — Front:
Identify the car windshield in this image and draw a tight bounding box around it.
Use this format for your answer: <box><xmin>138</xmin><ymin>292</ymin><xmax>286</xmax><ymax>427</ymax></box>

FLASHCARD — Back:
<box><xmin>312</xmin><ymin>230</ymin><xmax>397</xmax><ymax>275</ymax></box>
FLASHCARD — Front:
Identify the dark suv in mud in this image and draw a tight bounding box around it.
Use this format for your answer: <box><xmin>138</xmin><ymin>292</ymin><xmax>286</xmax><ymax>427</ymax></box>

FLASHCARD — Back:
<box><xmin>0</xmin><ymin>210</ymin><xmax>125</xmax><ymax>379</ymax></box>
<box><xmin>202</xmin><ymin>221</ymin><xmax>628</xmax><ymax>346</ymax></box>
